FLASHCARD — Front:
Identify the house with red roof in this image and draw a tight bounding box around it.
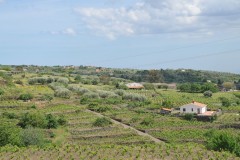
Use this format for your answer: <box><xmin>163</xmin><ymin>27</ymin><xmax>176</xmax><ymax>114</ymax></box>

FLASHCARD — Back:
<box><xmin>180</xmin><ymin>101</ymin><xmax>207</xmax><ymax>114</ymax></box>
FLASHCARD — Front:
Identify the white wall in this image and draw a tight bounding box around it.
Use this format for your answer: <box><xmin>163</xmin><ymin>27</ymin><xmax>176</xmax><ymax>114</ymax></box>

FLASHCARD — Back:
<box><xmin>180</xmin><ymin>104</ymin><xmax>206</xmax><ymax>114</ymax></box>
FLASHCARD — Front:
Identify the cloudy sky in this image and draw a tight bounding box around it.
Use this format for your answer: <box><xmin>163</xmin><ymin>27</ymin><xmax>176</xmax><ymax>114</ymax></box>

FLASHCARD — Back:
<box><xmin>0</xmin><ymin>0</ymin><xmax>240</xmax><ymax>73</ymax></box>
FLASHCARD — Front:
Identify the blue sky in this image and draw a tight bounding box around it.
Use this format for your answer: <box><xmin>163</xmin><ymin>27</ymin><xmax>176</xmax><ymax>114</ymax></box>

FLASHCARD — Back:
<box><xmin>0</xmin><ymin>0</ymin><xmax>240</xmax><ymax>73</ymax></box>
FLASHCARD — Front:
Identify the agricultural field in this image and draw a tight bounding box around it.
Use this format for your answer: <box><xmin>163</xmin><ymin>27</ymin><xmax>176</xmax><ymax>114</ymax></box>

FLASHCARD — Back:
<box><xmin>0</xmin><ymin>67</ymin><xmax>240</xmax><ymax>159</ymax></box>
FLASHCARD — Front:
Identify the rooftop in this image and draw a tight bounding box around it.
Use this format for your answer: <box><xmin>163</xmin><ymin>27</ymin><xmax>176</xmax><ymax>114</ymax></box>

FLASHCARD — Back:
<box><xmin>161</xmin><ymin>108</ymin><xmax>172</xmax><ymax>111</ymax></box>
<box><xmin>126</xmin><ymin>83</ymin><xmax>144</xmax><ymax>89</ymax></box>
<box><xmin>181</xmin><ymin>101</ymin><xmax>207</xmax><ymax>108</ymax></box>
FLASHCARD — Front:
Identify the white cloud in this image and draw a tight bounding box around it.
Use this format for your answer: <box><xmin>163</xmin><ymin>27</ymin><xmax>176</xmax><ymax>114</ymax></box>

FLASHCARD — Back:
<box><xmin>75</xmin><ymin>0</ymin><xmax>240</xmax><ymax>39</ymax></box>
<box><xmin>62</xmin><ymin>28</ymin><xmax>77</xmax><ymax>36</ymax></box>
<box><xmin>50</xmin><ymin>27</ymin><xmax>77</xmax><ymax>36</ymax></box>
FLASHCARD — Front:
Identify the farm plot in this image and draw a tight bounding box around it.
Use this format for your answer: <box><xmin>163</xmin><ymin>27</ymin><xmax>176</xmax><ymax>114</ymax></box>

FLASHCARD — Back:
<box><xmin>0</xmin><ymin>141</ymin><xmax>238</xmax><ymax>160</ymax></box>
<box><xmin>64</xmin><ymin>109</ymin><xmax>154</xmax><ymax>145</ymax></box>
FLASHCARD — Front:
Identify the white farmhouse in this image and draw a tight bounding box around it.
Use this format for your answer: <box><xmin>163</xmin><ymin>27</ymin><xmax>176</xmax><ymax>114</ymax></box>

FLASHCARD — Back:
<box><xmin>180</xmin><ymin>101</ymin><xmax>207</xmax><ymax>114</ymax></box>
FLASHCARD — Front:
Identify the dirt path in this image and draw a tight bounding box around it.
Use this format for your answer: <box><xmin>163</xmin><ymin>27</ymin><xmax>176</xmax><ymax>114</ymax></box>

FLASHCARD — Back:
<box><xmin>86</xmin><ymin>109</ymin><xmax>165</xmax><ymax>144</ymax></box>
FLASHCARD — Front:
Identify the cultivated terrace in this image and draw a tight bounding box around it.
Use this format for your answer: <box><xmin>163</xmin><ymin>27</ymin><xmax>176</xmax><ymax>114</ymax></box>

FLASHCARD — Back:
<box><xmin>0</xmin><ymin>65</ymin><xmax>240</xmax><ymax>160</ymax></box>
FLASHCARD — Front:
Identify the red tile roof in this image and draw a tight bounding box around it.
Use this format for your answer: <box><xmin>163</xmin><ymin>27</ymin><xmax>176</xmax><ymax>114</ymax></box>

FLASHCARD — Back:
<box><xmin>191</xmin><ymin>101</ymin><xmax>207</xmax><ymax>108</ymax></box>
<box><xmin>161</xmin><ymin>108</ymin><xmax>172</xmax><ymax>111</ymax></box>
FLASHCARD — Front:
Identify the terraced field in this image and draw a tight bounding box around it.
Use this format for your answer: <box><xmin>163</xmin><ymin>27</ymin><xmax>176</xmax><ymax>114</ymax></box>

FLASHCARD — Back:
<box><xmin>1</xmin><ymin>71</ymin><xmax>240</xmax><ymax>159</ymax></box>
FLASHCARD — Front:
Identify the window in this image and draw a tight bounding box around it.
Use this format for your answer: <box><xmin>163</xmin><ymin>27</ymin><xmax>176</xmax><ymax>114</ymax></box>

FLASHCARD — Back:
<box><xmin>183</xmin><ymin>108</ymin><xmax>186</xmax><ymax>112</ymax></box>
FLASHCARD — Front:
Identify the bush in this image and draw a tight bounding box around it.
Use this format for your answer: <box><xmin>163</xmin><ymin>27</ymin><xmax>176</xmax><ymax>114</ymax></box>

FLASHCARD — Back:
<box><xmin>74</xmin><ymin>75</ymin><xmax>82</xmax><ymax>82</ymax></box>
<box><xmin>48</xmin><ymin>82</ymin><xmax>65</xmax><ymax>90</ymax></box>
<box><xmin>115</xmin><ymin>89</ymin><xmax>125</xmax><ymax>96</ymax></box>
<box><xmin>93</xmin><ymin>117</ymin><xmax>112</xmax><ymax>127</ymax></box>
<box><xmin>46</xmin><ymin>114</ymin><xmax>58</xmax><ymax>129</ymax></box>
<box><xmin>219</xmin><ymin>97</ymin><xmax>231</xmax><ymax>107</ymax></box>
<box><xmin>184</xmin><ymin>113</ymin><xmax>195</xmax><ymax>121</ymax></box>
<box><xmin>57</xmin><ymin>115</ymin><xmax>67</xmax><ymax>126</ymax></box>
<box><xmin>127</xmin><ymin>101</ymin><xmax>149</xmax><ymax>109</ymax></box>
<box><xmin>205</xmin><ymin>130</ymin><xmax>240</xmax><ymax>157</ymax></box>
<box><xmin>18</xmin><ymin>112</ymin><xmax>63</xmax><ymax>129</ymax></box>
<box><xmin>39</xmin><ymin>94</ymin><xmax>53</xmax><ymax>101</ymax></box>
<box><xmin>91</xmin><ymin>79</ymin><xmax>99</xmax><ymax>85</ymax></box>
<box><xmin>88</xmin><ymin>104</ymin><xmax>111</xmax><ymax>113</ymax></box>
<box><xmin>83</xmin><ymin>92</ymin><xmax>99</xmax><ymax>99</ymax></box>
<box><xmin>21</xmin><ymin>127</ymin><xmax>46</xmax><ymax>147</ymax></box>
<box><xmin>0</xmin><ymin>122</ymin><xmax>22</xmax><ymax>147</ymax></box>
<box><xmin>68</xmin><ymin>85</ymin><xmax>90</xmax><ymax>95</ymax></box>
<box><xmin>28</xmin><ymin>77</ymin><xmax>54</xmax><ymax>85</ymax></box>
<box><xmin>0</xmin><ymin>89</ymin><xmax>4</xmax><ymax>95</ymax></box>
<box><xmin>18</xmin><ymin>93</ymin><xmax>33</xmax><ymax>101</ymax></box>
<box><xmin>140</xmin><ymin>117</ymin><xmax>153</xmax><ymax>126</ymax></box>
<box><xmin>18</xmin><ymin>112</ymin><xmax>48</xmax><ymax>129</ymax></box>
<box><xmin>56</xmin><ymin>77</ymin><xmax>69</xmax><ymax>85</ymax></box>
<box><xmin>98</xmin><ymin>90</ymin><xmax>118</xmax><ymax>99</ymax></box>
<box><xmin>54</xmin><ymin>88</ymin><xmax>71</xmax><ymax>99</ymax></box>
<box><xmin>80</xmin><ymin>97</ymin><xmax>89</xmax><ymax>104</ymax></box>
<box><xmin>162</xmin><ymin>100</ymin><xmax>174</xmax><ymax>108</ymax></box>
<box><xmin>2</xmin><ymin>112</ymin><xmax>18</xmax><ymax>119</ymax></box>
<box><xmin>77</xmin><ymin>88</ymin><xmax>90</xmax><ymax>95</ymax></box>
<box><xmin>143</xmin><ymin>83</ymin><xmax>155</xmax><ymax>90</ymax></box>
<box><xmin>203</xmin><ymin>91</ymin><xmax>213</xmax><ymax>97</ymax></box>
<box><xmin>15</xmin><ymin>80</ymin><xmax>23</xmax><ymax>85</ymax></box>
<box><xmin>123</xmin><ymin>93</ymin><xmax>146</xmax><ymax>102</ymax></box>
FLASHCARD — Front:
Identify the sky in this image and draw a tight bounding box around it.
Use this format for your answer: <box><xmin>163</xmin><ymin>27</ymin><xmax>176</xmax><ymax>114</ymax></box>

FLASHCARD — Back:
<box><xmin>0</xmin><ymin>0</ymin><xmax>240</xmax><ymax>73</ymax></box>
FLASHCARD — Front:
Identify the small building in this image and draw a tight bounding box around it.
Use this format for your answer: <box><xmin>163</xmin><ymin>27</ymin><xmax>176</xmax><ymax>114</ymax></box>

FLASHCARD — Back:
<box><xmin>126</xmin><ymin>83</ymin><xmax>144</xmax><ymax>89</ymax></box>
<box><xmin>160</xmin><ymin>108</ymin><xmax>173</xmax><ymax>115</ymax></box>
<box><xmin>180</xmin><ymin>101</ymin><xmax>207</xmax><ymax>114</ymax></box>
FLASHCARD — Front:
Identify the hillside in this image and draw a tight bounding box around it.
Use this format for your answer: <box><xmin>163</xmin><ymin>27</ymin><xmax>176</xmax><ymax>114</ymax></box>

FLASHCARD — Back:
<box><xmin>0</xmin><ymin>65</ymin><xmax>240</xmax><ymax>159</ymax></box>
<box><xmin>1</xmin><ymin>65</ymin><xmax>240</xmax><ymax>83</ymax></box>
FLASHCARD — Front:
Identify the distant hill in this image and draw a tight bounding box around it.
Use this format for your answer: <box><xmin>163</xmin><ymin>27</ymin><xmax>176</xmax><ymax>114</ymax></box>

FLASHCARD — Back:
<box><xmin>1</xmin><ymin>65</ymin><xmax>240</xmax><ymax>84</ymax></box>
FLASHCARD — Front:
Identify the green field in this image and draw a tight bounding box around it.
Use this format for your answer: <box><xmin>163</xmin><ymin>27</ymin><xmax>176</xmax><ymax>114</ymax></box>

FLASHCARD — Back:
<box><xmin>0</xmin><ymin>67</ymin><xmax>240</xmax><ymax>159</ymax></box>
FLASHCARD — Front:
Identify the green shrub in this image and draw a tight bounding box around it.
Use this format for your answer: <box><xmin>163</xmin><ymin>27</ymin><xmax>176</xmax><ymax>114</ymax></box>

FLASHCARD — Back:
<box><xmin>162</xmin><ymin>100</ymin><xmax>174</xmax><ymax>108</ymax></box>
<box><xmin>2</xmin><ymin>112</ymin><xmax>18</xmax><ymax>119</ymax></box>
<box><xmin>140</xmin><ymin>117</ymin><xmax>153</xmax><ymax>126</ymax></box>
<box><xmin>18</xmin><ymin>93</ymin><xmax>33</xmax><ymax>101</ymax></box>
<box><xmin>203</xmin><ymin>91</ymin><xmax>213</xmax><ymax>97</ymax></box>
<box><xmin>46</xmin><ymin>114</ymin><xmax>58</xmax><ymax>129</ymax></box>
<box><xmin>74</xmin><ymin>75</ymin><xmax>82</xmax><ymax>82</ymax></box>
<box><xmin>18</xmin><ymin>112</ymin><xmax>63</xmax><ymax>129</ymax></box>
<box><xmin>205</xmin><ymin>130</ymin><xmax>240</xmax><ymax>157</ymax></box>
<box><xmin>184</xmin><ymin>113</ymin><xmax>195</xmax><ymax>121</ymax></box>
<box><xmin>18</xmin><ymin>112</ymin><xmax>48</xmax><ymax>129</ymax></box>
<box><xmin>88</xmin><ymin>104</ymin><xmax>110</xmax><ymax>113</ymax></box>
<box><xmin>91</xmin><ymin>79</ymin><xmax>99</xmax><ymax>85</ymax></box>
<box><xmin>77</xmin><ymin>88</ymin><xmax>90</xmax><ymax>95</ymax></box>
<box><xmin>28</xmin><ymin>77</ymin><xmax>54</xmax><ymax>85</ymax></box>
<box><xmin>219</xmin><ymin>97</ymin><xmax>231</xmax><ymax>107</ymax></box>
<box><xmin>143</xmin><ymin>83</ymin><xmax>155</xmax><ymax>90</ymax></box>
<box><xmin>21</xmin><ymin>127</ymin><xmax>47</xmax><ymax>147</ymax></box>
<box><xmin>0</xmin><ymin>122</ymin><xmax>22</xmax><ymax>146</ymax></box>
<box><xmin>56</xmin><ymin>77</ymin><xmax>69</xmax><ymax>84</ymax></box>
<box><xmin>48</xmin><ymin>82</ymin><xmax>65</xmax><ymax>90</ymax></box>
<box><xmin>54</xmin><ymin>88</ymin><xmax>71</xmax><ymax>99</ymax></box>
<box><xmin>123</xmin><ymin>93</ymin><xmax>146</xmax><ymax>102</ymax></box>
<box><xmin>83</xmin><ymin>92</ymin><xmax>99</xmax><ymax>99</ymax></box>
<box><xmin>57</xmin><ymin>115</ymin><xmax>67</xmax><ymax>126</ymax></box>
<box><xmin>80</xmin><ymin>97</ymin><xmax>89</xmax><ymax>104</ymax></box>
<box><xmin>93</xmin><ymin>117</ymin><xmax>112</xmax><ymax>127</ymax></box>
<box><xmin>39</xmin><ymin>94</ymin><xmax>53</xmax><ymax>101</ymax></box>
<box><xmin>115</xmin><ymin>89</ymin><xmax>125</xmax><ymax>96</ymax></box>
<box><xmin>15</xmin><ymin>80</ymin><xmax>23</xmax><ymax>85</ymax></box>
<box><xmin>0</xmin><ymin>89</ymin><xmax>4</xmax><ymax>95</ymax></box>
<box><xmin>98</xmin><ymin>90</ymin><xmax>119</xmax><ymax>99</ymax></box>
